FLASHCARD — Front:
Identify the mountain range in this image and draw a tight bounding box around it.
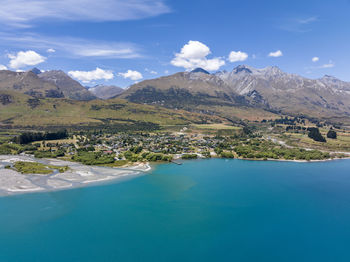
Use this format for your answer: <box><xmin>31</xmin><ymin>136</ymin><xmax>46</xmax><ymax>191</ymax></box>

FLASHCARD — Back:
<box><xmin>1</xmin><ymin>65</ymin><xmax>350</xmax><ymax>128</ymax></box>
<box><xmin>121</xmin><ymin>65</ymin><xmax>350</xmax><ymax>120</ymax></box>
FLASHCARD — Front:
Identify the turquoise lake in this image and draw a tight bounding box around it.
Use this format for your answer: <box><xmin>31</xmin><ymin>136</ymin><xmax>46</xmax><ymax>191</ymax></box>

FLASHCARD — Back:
<box><xmin>1</xmin><ymin>158</ymin><xmax>350</xmax><ymax>261</ymax></box>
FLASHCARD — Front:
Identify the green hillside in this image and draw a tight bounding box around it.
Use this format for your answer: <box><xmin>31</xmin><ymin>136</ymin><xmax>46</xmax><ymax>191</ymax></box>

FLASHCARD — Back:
<box><xmin>0</xmin><ymin>91</ymin><xmax>222</xmax><ymax>130</ymax></box>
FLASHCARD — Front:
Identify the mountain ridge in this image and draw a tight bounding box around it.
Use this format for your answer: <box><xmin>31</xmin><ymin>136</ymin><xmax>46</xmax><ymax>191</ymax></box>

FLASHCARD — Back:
<box><xmin>88</xmin><ymin>84</ymin><xmax>124</xmax><ymax>100</ymax></box>
<box><xmin>38</xmin><ymin>70</ymin><xmax>96</xmax><ymax>100</ymax></box>
<box><xmin>120</xmin><ymin>65</ymin><xmax>350</xmax><ymax>119</ymax></box>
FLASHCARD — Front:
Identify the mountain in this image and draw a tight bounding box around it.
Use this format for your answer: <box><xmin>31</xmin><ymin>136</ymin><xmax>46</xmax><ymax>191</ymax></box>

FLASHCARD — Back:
<box><xmin>191</xmin><ymin>68</ymin><xmax>210</xmax><ymax>74</ymax></box>
<box><xmin>0</xmin><ymin>69</ymin><xmax>96</xmax><ymax>101</ymax></box>
<box><xmin>0</xmin><ymin>90</ymin><xmax>221</xmax><ymax>129</ymax></box>
<box><xmin>30</xmin><ymin>68</ymin><xmax>42</xmax><ymax>75</ymax></box>
<box><xmin>120</xmin><ymin>68</ymin><xmax>261</xmax><ymax>109</ymax></box>
<box><xmin>216</xmin><ymin>65</ymin><xmax>350</xmax><ymax>118</ymax></box>
<box><xmin>88</xmin><ymin>85</ymin><xmax>124</xmax><ymax>99</ymax></box>
<box><xmin>38</xmin><ymin>70</ymin><xmax>96</xmax><ymax>101</ymax></box>
<box><xmin>0</xmin><ymin>70</ymin><xmax>64</xmax><ymax>99</ymax></box>
<box><xmin>119</xmin><ymin>67</ymin><xmax>274</xmax><ymax>122</ymax></box>
<box><xmin>120</xmin><ymin>65</ymin><xmax>350</xmax><ymax>120</ymax></box>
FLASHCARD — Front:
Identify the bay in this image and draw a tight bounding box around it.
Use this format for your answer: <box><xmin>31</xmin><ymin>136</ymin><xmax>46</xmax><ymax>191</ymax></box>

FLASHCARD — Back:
<box><xmin>1</xmin><ymin>159</ymin><xmax>350</xmax><ymax>261</ymax></box>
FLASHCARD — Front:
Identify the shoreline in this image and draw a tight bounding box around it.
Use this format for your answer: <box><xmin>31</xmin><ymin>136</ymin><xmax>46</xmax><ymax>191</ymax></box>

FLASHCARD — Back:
<box><xmin>0</xmin><ymin>155</ymin><xmax>151</xmax><ymax>197</ymax></box>
<box><xmin>234</xmin><ymin>156</ymin><xmax>350</xmax><ymax>163</ymax></box>
<box><xmin>1</xmin><ymin>153</ymin><xmax>349</xmax><ymax>197</ymax></box>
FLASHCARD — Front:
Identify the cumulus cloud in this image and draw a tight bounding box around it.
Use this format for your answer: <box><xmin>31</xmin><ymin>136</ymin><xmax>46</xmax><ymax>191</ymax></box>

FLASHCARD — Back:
<box><xmin>0</xmin><ymin>65</ymin><xmax>7</xmax><ymax>70</ymax></box>
<box><xmin>8</xmin><ymin>50</ymin><xmax>46</xmax><ymax>69</ymax></box>
<box><xmin>47</xmin><ymin>48</ymin><xmax>56</xmax><ymax>53</ymax></box>
<box><xmin>171</xmin><ymin>41</ymin><xmax>225</xmax><ymax>71</ymax></box>
<box><xmin>312</xmin><ymin>56</ymin><xmax>319</xmax><ymax>62</ymax></box>
<box><xmin>228</xmin><ymin>51</ymin><xmax>248</xmax><ymax>62</ymax></box>
<box><xmin>0</xmin><ymin>0</ymin><xmax>170</xmax><ymax>27</ymax></box>
<box><xmin>268</xmin><ymin>50</ymin><xmax>283</xmax><ymax>57</ymax></box>
<box><xmin>118</xmin><ymin>70</ymin><xmax>143</xmax><ymax>81</ymax></box>
<box><xmin>68</xmin><ymin>68</ymin><xmax>114</xmax><ymax>83</ymax></box>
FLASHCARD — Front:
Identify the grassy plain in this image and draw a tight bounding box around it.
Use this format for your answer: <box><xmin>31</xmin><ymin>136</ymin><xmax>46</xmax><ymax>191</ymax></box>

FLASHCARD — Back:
<box><xmin>13</xmin><ymin>161</ymin><xmax>69</xmax><ymax>174</ymax></box>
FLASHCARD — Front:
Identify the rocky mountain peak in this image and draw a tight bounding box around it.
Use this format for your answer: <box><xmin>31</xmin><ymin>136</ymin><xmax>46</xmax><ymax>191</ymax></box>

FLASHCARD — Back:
<box><xmin>232</xmin><ymin>65</ymin><xmax>254</xmax><ymax>74</ymax></box>
<box><xmin>321</xmin><ymin>75</ymin><xmax>339</xmax><ymax>82</ymax></box>
<box><xmin>190</xmin><ymin>68</ymin><xmax>210</xmax><ymax>74</ymax></box>
<box><xmin>38</xmin><ymin>70</ymin><xmax>96</xmax><ymax>101</ymax></box>
<box><xmin>264</xmin><ymin>66</ymin><xmax>282</xmax><ymax>73</ymax></box>
<box><xmin>30</xmin><ymin>67</ymin><xmax>42</xmax><ymax>75</ymax></box>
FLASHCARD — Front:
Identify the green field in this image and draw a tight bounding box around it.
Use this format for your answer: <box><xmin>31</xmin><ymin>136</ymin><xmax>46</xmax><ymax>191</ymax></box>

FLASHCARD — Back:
<box><xmin>12</xmin><ymin>161</ymin><xmax>69</xmax><ymax>174</ymax></box>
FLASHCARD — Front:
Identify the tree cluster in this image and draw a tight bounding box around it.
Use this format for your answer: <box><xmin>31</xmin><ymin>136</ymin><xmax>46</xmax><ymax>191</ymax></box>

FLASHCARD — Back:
<box><xmin>307</xmin><ymin>127</ymin><xmax>326</xmax><ymax>142</ymax></box>
<box><xmin>14</xmin><ymin>130</ymin><xmax>69</xmax><ymax>144</ymax></box>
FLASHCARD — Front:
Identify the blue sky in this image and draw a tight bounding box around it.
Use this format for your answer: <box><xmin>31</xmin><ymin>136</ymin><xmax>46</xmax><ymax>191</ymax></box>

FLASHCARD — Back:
<box><xmin>0</xmin><ymin>0</ymin><xmax>349</xmax><ymax>87</ymax></box>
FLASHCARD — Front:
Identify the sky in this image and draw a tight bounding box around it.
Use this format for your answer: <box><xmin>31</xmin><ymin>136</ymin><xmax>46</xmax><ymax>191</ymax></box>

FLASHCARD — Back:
<box><xmin>0</xmin><ymin>0</ymin><xmax>349</xmax><ymax>87</ymax></box>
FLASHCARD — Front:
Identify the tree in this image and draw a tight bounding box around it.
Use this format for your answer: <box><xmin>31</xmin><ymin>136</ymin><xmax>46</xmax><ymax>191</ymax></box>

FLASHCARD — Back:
<box><xmin>327</xmin><ymin>130</ymin><xmax>337</xmax><ymax>139</ymax></box>
<box><xmin>307</xmin><ymin>127</ymin><xmax>326</xmax><ymax>142</ymax></box>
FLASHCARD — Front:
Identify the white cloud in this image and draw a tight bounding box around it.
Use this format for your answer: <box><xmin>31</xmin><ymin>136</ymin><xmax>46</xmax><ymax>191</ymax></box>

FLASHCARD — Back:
<box><xmin>171</xmin><ymin>40</ymin><xmax>225</xmax><ymax>71</ymax></box>
<box><xmin>68</xmin><ymin>67</ymin><xmax>114</xmax><ymax>83</ymax></box>
<box><xmin>145</xmin><ymin>68</ymin><xmax>157</xmax><ymax>74</ymax></box>
<box><xmin>47</xmin><ymin>48</ymin><xmax>56</xmax><ymax>53</ymax></box>
<box><xmin>164</xmin><ymin>70</ymin><xmax>169</xmax><ymax>74</ymax></box>
<box><xmin>8</xmin><ymin>50</ymin><xmax>46</xmax><ymax>69</ymax></box>
<box><xmin>279</xmin><ymin>16</ymin><xmax>318</xmax><ymax>33</ymax></box>
<box><xmin>297</xmin><ymin>16</ymin><xmax>318</xmax><ymax>25</ymax></box>
<box><xmin>118</xmin><ymin>70</ymin><xmax>143</xmax><ymax>81</ymax></box>
<box><xmin>228</xmin><ymin>51</ymin><xmax>248</xmax><ymax>62</ymax></box>
<box><xmin>0</xmin><ymin>65</ymin><xmax>7</xmax><ymax>70</ymax></box>
<box><xmin>312</xmin><ymin>56</ymin><xmax>319</xmax><ymax>62</ymax></box>
<box><xmin>319</xmin><ymin>61</ymin><xmax>335</xmax><ymax>68</ymax></box>
<box><xmin>0</xmin><ymin>33</ymin><xmax>141</xmax><ymax>59</ymax></box>
<box><xmin>268</xmin><ymin>50</ymin><xmax>283</xmax><ymax>57</ymax></box>
<box><xmin>0</xmin><ymin>0</ymin><xmax>170</xmax><ymax>27</ymax></box>
<box><xmin>177</xmin><ymin>41</ymin><xmax>210</xmax><ymax>59</ymax></box>
<box><xmin>306</xmin><ymin>60</ymin><xmax>335</xmax><ymax>72</ymax></box>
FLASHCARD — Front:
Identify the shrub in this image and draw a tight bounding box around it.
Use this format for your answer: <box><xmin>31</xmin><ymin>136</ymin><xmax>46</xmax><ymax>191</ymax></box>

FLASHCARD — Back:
<box><xmin>220</xmin><ymin>151</ymin><xmax>235</xmax><ymax>158</ymax></box>
<box><xmin>182</xmin><ymin>154</ymin><xmax>198</xmax><ymax>160</ymax></box>
<box><xmin>327</xmin><ymin>130</ymin><xmax>337</xmax><ymax>139</ymax></box>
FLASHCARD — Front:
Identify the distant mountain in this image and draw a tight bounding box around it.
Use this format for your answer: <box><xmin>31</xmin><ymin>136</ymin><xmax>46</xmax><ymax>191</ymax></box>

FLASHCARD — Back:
<box><xmin>0</xmin><ymin>70</ymin><xmax>64</xmax><ymax>98</ymax></box>
<box><xmin>121</xmin><ymin>65</ymin><xmax>350</xmax><ymax>120</ymax></box>
<box><xmin>191</xmin><ymin>68</ymin><xmax>210</xmax><ymax>74</ymax></box>
<box><xmin>38</xmin><ymin>70</ymin><xmax>96</xmax><ymax>101</ymax></box>
<box><xmin>120</xmin><ymin>70</ymin><xmax>254</xmax><ymax>108</ymax></box>
<box><xmin>88</xmin><ymin>85</ymin><xmax>124</xmax><ymax>99</ymax></box>
<box><xmin>216</xmin><ymin>65</ymin><xmax>350</xmax><ymax>117</ymax></box>
<box><xmin>30</xmin><ymin>67</ymin><xmax>42</xmax><ymax>75</ymax></box>
<box><xmin>0</xmin><ymin>69</ymin><xmax>96</xmax><ymax>101</ymax></box>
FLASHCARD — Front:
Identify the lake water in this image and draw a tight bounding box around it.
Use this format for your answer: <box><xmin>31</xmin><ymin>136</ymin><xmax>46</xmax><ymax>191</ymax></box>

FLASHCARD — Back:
<box><xmin>1</xmin><ymin>158</ymin><xmax>350</xmax><ymax>262</ymax></box>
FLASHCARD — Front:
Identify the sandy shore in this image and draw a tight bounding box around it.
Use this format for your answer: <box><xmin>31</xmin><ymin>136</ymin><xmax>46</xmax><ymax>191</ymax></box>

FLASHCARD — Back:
<box><xmin>0</xmin><ymin>155</ymin><xmax>151</xmax><ymax>197</ymax></box>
